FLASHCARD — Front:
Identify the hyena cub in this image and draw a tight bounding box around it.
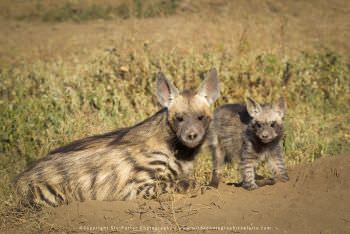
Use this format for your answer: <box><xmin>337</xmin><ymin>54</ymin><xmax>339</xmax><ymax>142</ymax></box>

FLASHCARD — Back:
<box><xmin>15</xmin><ymin>69</ymin><xmax>220</xmax><ymax>206</ymax></box>
<box><xmin>208</xmin><ymin>97</ymin><xmax>288</xmax><ymax>190</ymax></box>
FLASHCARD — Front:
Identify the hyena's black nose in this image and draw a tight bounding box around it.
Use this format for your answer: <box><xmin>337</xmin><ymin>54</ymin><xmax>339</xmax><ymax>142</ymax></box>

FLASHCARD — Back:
<box><xmin>187</xmin><ymin>132</ymin><xmax>198</xmax><ymax>141</ymax></box>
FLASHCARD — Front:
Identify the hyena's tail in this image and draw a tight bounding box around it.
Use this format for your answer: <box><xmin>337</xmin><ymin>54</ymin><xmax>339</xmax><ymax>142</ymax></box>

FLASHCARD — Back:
<box><xmin>13</xmin><ymin>174</ymin><xmax>34</xmax><ymax>207</ymax></box>
<box><xmin>14</xmin><ymin>174</ymin><xmax>64</xmax><ymax>207</ymax></box>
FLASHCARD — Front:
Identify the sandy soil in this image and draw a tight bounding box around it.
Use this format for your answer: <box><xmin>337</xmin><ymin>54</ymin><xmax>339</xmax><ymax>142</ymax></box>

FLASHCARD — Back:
<box><xmin>5</xmin><ymin>155</ymin><xmax>347</xmax><ymax>234</ymax></box>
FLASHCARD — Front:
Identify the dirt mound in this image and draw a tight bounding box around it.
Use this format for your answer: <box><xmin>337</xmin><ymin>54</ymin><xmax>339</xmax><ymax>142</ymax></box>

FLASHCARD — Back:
<box><xmin>13</xmin><ymin>155</ymin><xmax>345</xmax><ymax>233</ymax></box>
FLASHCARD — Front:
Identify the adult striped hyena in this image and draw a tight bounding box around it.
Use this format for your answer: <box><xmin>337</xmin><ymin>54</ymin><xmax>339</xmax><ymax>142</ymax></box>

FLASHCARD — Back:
<box><xmin>208</xmin><ymin>97</ymin><xmax>288</xmax><ymax>190</ymax></box>
<box><xmin>15</xmin><ymin>69</ymin><xmax>220</xmax><ymax>206</ymax></box>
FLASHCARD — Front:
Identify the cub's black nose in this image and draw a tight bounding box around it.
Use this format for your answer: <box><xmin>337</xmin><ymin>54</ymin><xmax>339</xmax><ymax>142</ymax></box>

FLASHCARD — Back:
<box><xmin>187</xmin><ymin>132</ymin><xmax>198</xmax><ymax>141</ymax></box>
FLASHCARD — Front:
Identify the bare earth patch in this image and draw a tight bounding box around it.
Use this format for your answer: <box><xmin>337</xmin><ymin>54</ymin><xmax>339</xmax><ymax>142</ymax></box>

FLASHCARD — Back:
<box><xmin>5</xmin><ymin>155</ymin><xmax>348</xmax><ymax>233</ymax></box>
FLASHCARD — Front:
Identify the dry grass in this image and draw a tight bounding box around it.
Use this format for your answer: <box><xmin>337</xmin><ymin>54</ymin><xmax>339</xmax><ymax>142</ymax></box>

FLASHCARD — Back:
<box><xmin>0</xmin><ymin>0</ymin><xmax>180</xmax><ymax>21</ymax></box>
<box><xmin>1</xmin><ymin>48</ymin><xmax>349</xmax><ymax>193</ymax></box>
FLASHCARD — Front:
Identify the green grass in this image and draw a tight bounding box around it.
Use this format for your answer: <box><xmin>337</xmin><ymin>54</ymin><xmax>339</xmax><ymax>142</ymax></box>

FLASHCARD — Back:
<box><xmin>1</xmin><ymin>48</ymin><xmax>350</xmax><ymax>211</ymax></box>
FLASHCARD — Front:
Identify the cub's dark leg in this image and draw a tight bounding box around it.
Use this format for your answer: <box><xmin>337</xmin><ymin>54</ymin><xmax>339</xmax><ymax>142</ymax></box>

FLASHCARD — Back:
<box><xmin>240</xmin><ymin>159</ymin><xmax>259</xmax><ymax>190</ymax></box>
<box><xmin>209</xmin><ymin>134</ymin><xmax>225</xmax><ymax>188</ymax></box>
<box><xmin>268</xmin><ymin>155</ymin><xmax>289</xmax><ymax>183</ymax></box>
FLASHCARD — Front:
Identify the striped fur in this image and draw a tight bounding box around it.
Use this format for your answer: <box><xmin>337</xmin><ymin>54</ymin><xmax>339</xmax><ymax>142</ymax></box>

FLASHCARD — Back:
<box><xmin>15</xmin><ymin>69</ymin><xmax>220</xmax><ymax>206</ymax></box>
<box><xmin>208</xmin><ymin>97</ymin><xmax>288</xmax><ymax>190</ymax></box>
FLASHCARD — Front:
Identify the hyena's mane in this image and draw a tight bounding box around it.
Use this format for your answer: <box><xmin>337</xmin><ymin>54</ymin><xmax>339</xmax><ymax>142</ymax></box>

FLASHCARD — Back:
<box><xmin>49</xmin><ymin>128</ymin><xmax>130</xmax><ymax>155</ymax></box>
<box><xmin>49</xmin><ymin>105</ymin><xmax>205</xmax><ymax>160</ymax></box>
<box><xmin>50</xmin><ymin>109</ymin><xmax>170</xmax><ymax>155</ymax></box>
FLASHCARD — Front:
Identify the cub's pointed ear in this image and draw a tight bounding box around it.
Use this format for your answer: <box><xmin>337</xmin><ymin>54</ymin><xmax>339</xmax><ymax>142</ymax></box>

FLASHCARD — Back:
<box><xmin>274</xmin><ymin>97</ymin><xmax>287</xmax><ymax>118</ymax></box>
<box><xmin>246</xmin><ymin>97</ymin><xmax>262</xmax><ymax>118</ymax></box>
<box><xmin>156</xmin><ymin>72</ymin><xmax>179</xmax><ymax>108</ymax></box>
<box><xmin>198</xmin><ymin>68</ymin><xmax>220</xmax><ymax>105</ymax></box>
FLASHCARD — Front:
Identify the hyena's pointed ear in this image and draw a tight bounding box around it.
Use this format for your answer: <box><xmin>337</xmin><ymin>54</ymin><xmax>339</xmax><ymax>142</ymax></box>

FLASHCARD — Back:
<box><xmin>246</xmin><ymin>97</ymin><xmax>262</xmax><ymax>118</ymax></box>
<box><xmin>156</xmin><ymin>72</ymin><xmax>179</xmax><ymax>108</ymax></box>
<box><xmin>198</xmin><ymin>68</ymin><xmax>220</xmax><ymax>105</ymax></box>
<box><xmin>274</xmin><ymin>97</ymin><xmax>287</xmax><ymax>118</ymax></box>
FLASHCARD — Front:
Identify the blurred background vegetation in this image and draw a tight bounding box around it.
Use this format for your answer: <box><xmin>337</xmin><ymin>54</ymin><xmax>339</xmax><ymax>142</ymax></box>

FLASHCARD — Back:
<box><xmin>0</xmin><ymin>0</ymin><xmax>350</xmax><ymax>222</ymax></box>
<box><xmin>13</xmin><ymin>0</ymin><xmax>180</xmax><ymax>22</ymax></box>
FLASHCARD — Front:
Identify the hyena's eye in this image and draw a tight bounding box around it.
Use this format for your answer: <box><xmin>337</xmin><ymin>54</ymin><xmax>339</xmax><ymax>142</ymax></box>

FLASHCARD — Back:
<box><xmin>197</xmin><ymin>115</ymin><xmax>204</xmax><ymax>121</ymax></box>
<box><xmin>270</xmin><ymin>121</ymin><xmax>276</xmax><ymax>128</ymax></box>
<box><xmin>175</xmin><ymin>115</ymin><xmax>184</xmax><ymax>122</ymax></box>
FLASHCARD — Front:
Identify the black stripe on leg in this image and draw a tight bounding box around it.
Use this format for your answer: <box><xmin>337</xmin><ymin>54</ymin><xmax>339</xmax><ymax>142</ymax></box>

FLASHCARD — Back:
<box><xmin>174</xmin><ymin>160</ymin><xmax>184</xmax><ymax>173</ymax></box>
<box><xmin>150</xmin><ymin>151</ymin><xmax>169</xmax><ymax>158</ymax></box>
<box><xmin>36</xmin><ymin>186</ymin><xmax>57</xmax><ymax>207</ymax></box>
<box><xmin>144</xmin><ymin>186</ymin><xmax>152</xmax><ymax>198</ymax></box>
<box><xmin>136</xmin><ymin>183</ymin><xmax>152</xmax><ymax>196</ymax></box>
<box><xmin>128</xmin><ymin>178</ymin><xmax>147</xmax><ymax>184</ymax></box>
<box><xmin>88</xmin><ymin>170</ymin><xmax>99</xmax><ymax>200</ymax></box>
<box><xmin>168</xmin><ymin>165</ymin><xmax>178</xmax><ymax>178</ymax></box>
<box><xmin>134</xmin><ymin>166</ymin><xmax>156</xmax><ymax>179</ymax></box>
<box><xmin>45</xmin><ymin>183</ymin><xmax>65</xmax><ymax>203</ymax></box>
<box><xmin>149</xmin><ymin>160</ymin><xmax>167</xmax><ymax>166</ymax></box>
<box><xmin>160</xmin><ymin>182</ymin><xmax>169</xmax><ymax>193</ymax></box>
<box><xmin>166</xmin><ymin>173</ymin><xmax>175</xmax><ymax>182</ymax></box>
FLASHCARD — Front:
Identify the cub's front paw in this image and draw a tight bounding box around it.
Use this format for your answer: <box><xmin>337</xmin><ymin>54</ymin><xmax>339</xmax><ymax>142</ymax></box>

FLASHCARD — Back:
<box><xmin>255</xmin><ymin>178</ymin><xmax>276</xmax><ymax>187</ymax></box>
<box><xmin>209</xmin><ymin>178</ymin><xmax>220</xmax><ymax>189</ymax></box>
<box><xmin>242</xmin><ymin>182</ymin><xmax>259</xmax><ymax>191</ymax></box>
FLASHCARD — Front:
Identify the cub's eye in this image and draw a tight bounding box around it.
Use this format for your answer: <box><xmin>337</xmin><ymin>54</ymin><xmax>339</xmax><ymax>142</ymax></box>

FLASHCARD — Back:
<box><xmin>176</xmin><ymin>115</ymin><xmax>184</xmax><ymax>122</ymax></box>
<box><xmin>255</xmin><ymin>122</ymin><xmax>262</xmax><ymax>128</ymax></box>
<box><xmin>198</xmin><ymin>115</ymin><xmax>205</xmax><ymax>121</ymax></box>
<box><xmin>270</xmin><ymin>121</ymin><xmax>276</xmax><ymax>127</ymax></box>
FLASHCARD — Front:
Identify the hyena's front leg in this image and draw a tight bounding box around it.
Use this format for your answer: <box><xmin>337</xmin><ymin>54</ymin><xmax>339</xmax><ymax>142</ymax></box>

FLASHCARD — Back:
<box><xmin>137</xmin><ymin>180</ymin><xmax>174</xmax><ymax>200</ymax></box>
<box><xmin>137</xmin><ymin>178</ymin><xmax>198</xmax><ymax>200</ymax></box>
<box><xmin>267</xmin><ymin>154</ymin><xmax>289</xmax><ymax>183</ymax></box>
<box><xmin>240</xmin><ymin>158</ymin><xmax>259</xmax><ymax>190</ymax></box>
<box><xmin>254</xmin><ymin>168</ymin><xmax>276</xmax><ymax>187</ymax></box>
<box><xmin>209</xmin><ymin>132</ymin><xmax>225</xmax><ymax>188</ymax></box>
<box><xmin>146</xmin><ymin>178</ymin><xmax>199</xmax><ymax>202</ymax></box>
<box><xmin>175</xmin><ymin>178</ymin><xmax>197</xmax><ymax>193</ymax></box>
